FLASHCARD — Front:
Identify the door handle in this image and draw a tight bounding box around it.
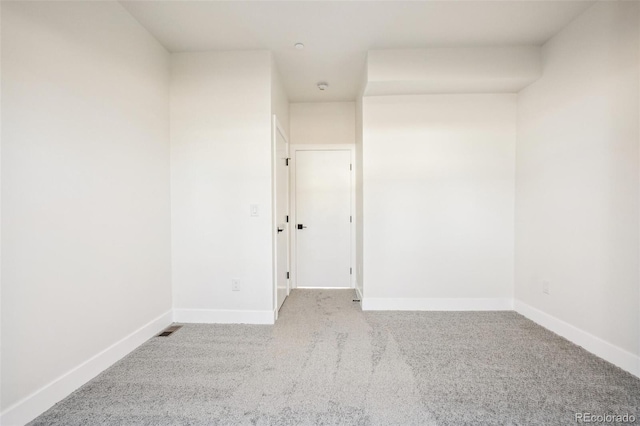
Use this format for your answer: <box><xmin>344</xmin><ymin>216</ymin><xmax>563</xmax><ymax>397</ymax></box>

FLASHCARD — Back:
<box><xmin>297</xmin><ymin>224</ymin><xmax>307</xmax><ymax>230</ymax></box>
<box><xmin>277</xmin><ymin>226</ymin><xmax>284</xmax><ymax>233</ymax></box>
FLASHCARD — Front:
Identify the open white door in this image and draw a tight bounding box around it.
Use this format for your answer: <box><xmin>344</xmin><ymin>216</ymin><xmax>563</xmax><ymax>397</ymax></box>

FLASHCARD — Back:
<box><xmin>295</xmin><ymin>150</ymin><xmax>351</xmax><ymax>288</ymax></box>
<box><xmin>274</xmin><ymin>118</ymin><xmax>290</xmax><ymax>315</ymax></box>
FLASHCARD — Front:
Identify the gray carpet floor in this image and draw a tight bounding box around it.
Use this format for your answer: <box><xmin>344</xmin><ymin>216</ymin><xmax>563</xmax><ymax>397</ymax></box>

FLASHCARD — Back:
<box><xmin>30</xmin><ymin>289</ymin><xmax>640</xmax><ymax>425</ymax></box>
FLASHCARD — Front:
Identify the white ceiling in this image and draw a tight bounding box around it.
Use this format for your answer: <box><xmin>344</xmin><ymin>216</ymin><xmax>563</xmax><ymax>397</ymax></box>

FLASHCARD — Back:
<box><xmin>120</xmin><ymin>1</ymin><xmax>594</xmax><ymax>102</ymax></box>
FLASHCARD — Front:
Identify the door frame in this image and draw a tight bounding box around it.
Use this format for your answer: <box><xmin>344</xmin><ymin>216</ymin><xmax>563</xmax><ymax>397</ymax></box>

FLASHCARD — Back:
<box><xmin>289</xmin><ymin>144</ymin><xmax>356</xmax><ymax>290</ymax></box>
<box><xmin>272</xmin><ymin>115</ymin><xmax>290</xmax><ymax>320</ymax></box>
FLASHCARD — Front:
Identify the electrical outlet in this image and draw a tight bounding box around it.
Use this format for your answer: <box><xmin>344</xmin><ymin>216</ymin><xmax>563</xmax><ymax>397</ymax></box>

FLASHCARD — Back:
<box><xmin>542</xmin><ymin>280</ymin><xmax>550</xmax><ymax>295</ymax></box>
<box><xmin>232</xmin><ymin>278</ymin><xmax>240</xmax><ymax>291</ymax></box>
<box><xmin>250</xmin><ymin>204</ymin><xmax>259</xmax><ymax>217</ymax></box>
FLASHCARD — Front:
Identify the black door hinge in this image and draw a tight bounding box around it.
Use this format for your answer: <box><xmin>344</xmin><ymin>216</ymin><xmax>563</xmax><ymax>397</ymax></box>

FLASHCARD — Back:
<box><xmin>350</xmin><ymin>267</ymin><xmax>352</xmax><ymax>275</ymax></box>
<box><xmin>285</xmin><ymin>158</ymin><xmax>290</xmax><ymax>166</ymax></box>
<box><xmin>286</xmin><ymin>272</ymin><xmax>290</xmax><ymax>279</ymax></box>
<box><xmin>350</xmin><ymin>164</ymin><xmax>352</xmax><ymax>171</ymax></box>
<box><xmin>286</xmin><ymin>215</ymin><xmax>289</xmax><ymax>223</ymax></box>
<box><xmin>350</xmin><ymin>216</ymin><xmax>352</xmax><ymax>223</ymax></box>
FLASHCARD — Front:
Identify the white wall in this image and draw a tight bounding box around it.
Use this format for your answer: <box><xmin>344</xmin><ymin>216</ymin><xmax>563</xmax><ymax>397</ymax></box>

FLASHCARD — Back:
<box><xmin>171</xmin><ymin>50</ymin><xmax>275</xmax><ymax>323</ymax></box>
<box><xmin>355</xmin><ymin>97</ymin><xmax>364</xmax><ymax>298</ymax></box>
<box><xmin>271</xmin><ymin>58</ymin><xmax>289</xmax><ymax>137</ymax></box>
<box><xmin>1</xmin><ymin>1</ymin><xmax>172</xmax><ymax>422</ymax></box>
<box><xmin>290</xmin><ymin>102</ymin><xmax>355</xmax><ymax>145</ymax></box>
<box><xmin>515</xmin><ymin>1</ymin><xmax>640</xmax><ymax>371</ymax></box>
<box><xmin>355</xmin><ymin>67</ymin><xmax>367</xmax><ymax>299</ymax></box>
<box><xmin>362</xmin><ymin>94</ymin><xmax>516</xmax><ymax>309</ymax></box>
<box><xmin>366</xmin><ymin>47</ymin><xmax>541</xmax><ymax>96</ymax></box>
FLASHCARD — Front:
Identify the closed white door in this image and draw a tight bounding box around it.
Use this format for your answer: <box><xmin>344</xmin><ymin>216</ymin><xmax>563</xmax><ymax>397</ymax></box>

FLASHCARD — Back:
<box><xmin>295</xmin><ymin>150</ymin><xmax>351</xmax><ymax>288</ymax></box>
<box><xmin>274</xmin><ymin>123</ymin><xmax>289</xmax><ymax>313</ymax></box>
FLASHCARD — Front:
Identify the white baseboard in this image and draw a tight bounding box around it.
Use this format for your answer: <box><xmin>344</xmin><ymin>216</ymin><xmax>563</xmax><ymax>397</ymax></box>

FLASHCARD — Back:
<box><xmin>514</xmin><ymin>300</ymin><xmax>640</xmax><ymax>378</ymax></box>
<box><xmin>296</xmin><ymin>287</ymin><xmax>351</xmax><ymax>289</ymax></box>
<box><xmin>0</xmin><ymin>310</ymin><xmax>173</xmax><ymax>426</ymax></box>
<box><xmin>362</xmin><ymin>297</ymin><xmax>513</xmax><ymax>311</ymax></box>
<box><xmin>174</xmin><ymin>308</ymin><xmax>275</xmax><ymax>324</ymax></box>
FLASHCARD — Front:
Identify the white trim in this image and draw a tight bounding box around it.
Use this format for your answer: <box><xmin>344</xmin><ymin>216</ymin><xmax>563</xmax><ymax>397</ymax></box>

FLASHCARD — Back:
<box><xmin>0</xmin><ymin>310</ymin><xmax>172</xmax><ymax>426</ymax></box>
<box><xmin>296</xmin><ymin>286</ymin><xmax>352</xmax><ymax>289</ymax></box>
<box><xmin>514</xmin><ymin>300</ymin><xmax>640</xmax><ymax>378</ymax></box>
<box><xmin>272</xmin><ymin>114</ymin><xmax>291</xmax><ymax>321</ymax></box>
<box><xmin>290</xmin><ymin>144</ymin><xmax>355</xmax><ymax>151</ymax></box>
<box><xmin>173</xmin><ymin>309</ymin><xmax>275</xmax><ymax>325</ymax></box>
<box><xmin>362</xmin><ymin>297</ymin><xmax>513</xmax><ymax>311</ymax></box>
<box><xmin>289</xmin><ymin>144</ymin><xmax>356</xmax><ymax>291</ymax></box>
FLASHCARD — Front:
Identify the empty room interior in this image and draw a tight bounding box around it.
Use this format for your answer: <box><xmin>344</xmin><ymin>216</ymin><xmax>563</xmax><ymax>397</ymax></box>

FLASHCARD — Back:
<box><xmin>2</xmin><ymin>0</ymin><xmax>640</xmax><ymax>424</ymax></box>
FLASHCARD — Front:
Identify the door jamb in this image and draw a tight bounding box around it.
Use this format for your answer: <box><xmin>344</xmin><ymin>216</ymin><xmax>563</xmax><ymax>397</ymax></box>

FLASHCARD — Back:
<box><xmin>272</xmin><ymin>115</ymin><xmax>290</xmax><ymax>321</ymax></box>
<box><xmin>289</xmin><ymin>144</ymin><xmax>356</xmax><ymax>290</ymax></box>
